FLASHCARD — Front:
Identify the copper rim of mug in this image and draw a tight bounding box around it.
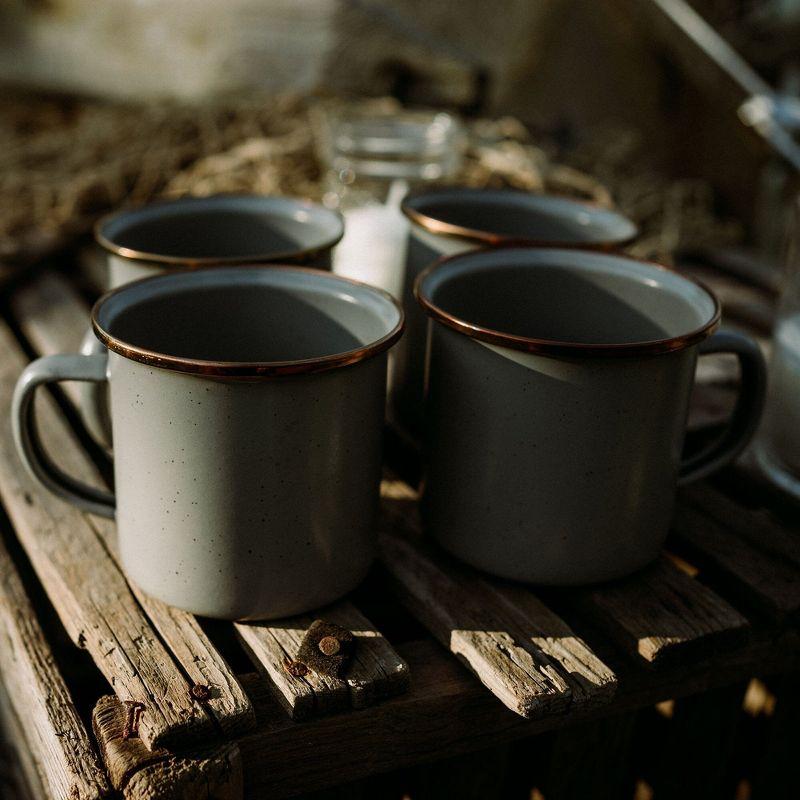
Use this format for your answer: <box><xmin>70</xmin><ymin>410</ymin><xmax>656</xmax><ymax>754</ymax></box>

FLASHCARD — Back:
<box><xmin>91</xmin><ymin>265</ymin><xmax>405</xmax><ymax>378</ymax></box>
<box><xmin>414</xmin><ymin>247</ymin><xmax>722</xmax><ymax>359</ymax></box>
<box><xmin>94</xmin><ymin>194</ymin><xmax>345</xmax><ymax>267</ymax></box>
<box><xmin>400</xmin><ymin>186</ymin><xmax>639</xmax><ymax>249</ymax></box>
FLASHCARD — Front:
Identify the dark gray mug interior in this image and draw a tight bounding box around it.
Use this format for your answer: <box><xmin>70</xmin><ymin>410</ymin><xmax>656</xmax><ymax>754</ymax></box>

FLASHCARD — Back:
<box><xmin>99</xmin><ymin>196</ymin><xmax>343</xmax><ymax>260</ymax></box>
<box><xmin>98</xmin><ymin>268</ymin><xmax>400</xmax><ymax>362</ymax></box>
<box><xmin>405</xmin><ymin>188</ymin><xmax>637</xmax><ymax>244</ymax></box>
<box><xmin>423</xmin><ymin>249</ymin><xmax>716</xmax><ymax>345</ymax></box>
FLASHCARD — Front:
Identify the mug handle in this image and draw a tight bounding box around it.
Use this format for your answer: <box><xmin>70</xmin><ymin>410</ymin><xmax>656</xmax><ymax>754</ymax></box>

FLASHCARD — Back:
<box><xmin>12</xmin><ymin>353</ymin><xmax>116</xmax><ymax>518</ymax></box>
<box><xmin>79</xmin><ymin>328</ymin><xmax>113</xmax><ymax>449</ymax></box>
<box><xmin>678</xmin><ymin>330</ymin><xmax>767</xmax><ymax>485</ymax></box>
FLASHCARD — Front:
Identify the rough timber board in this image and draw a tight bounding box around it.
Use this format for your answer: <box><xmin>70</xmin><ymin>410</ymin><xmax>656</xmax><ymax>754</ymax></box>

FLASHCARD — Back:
<box><xmin>93</xmin><ymin>696</ymin><xmax>242</xmax><ymax>800</ymax></box>
<box><xmin>0</xmin><ymin>535</ymin><xmax>110</xmax><ymax>799</ymax></box>
<box><xmin>672</xmin><ymin>497</ymin><xmax>800</xmax><ymax>623</ymax></box>
<box><xmin>235</xmin><ymin>601</ymin><xmax>409</xmax><ymax>721</ymax></box>
<box><xmin>378</xmin><ymin>471</ymin><xmax>749</xmax><ymax>670</ymax></box>
<box><xmin>12</xmin><ymin>270</ymin><xmax>256</xmax><ymax>739</ymax></box>
<box><xmin>568</xmin><ymin>555</ymin><xmax>750</xmax><ymax>666</ymax></box>
<box><xmin>0</xmin><ymin>319</ymin><xmax>213</xmax><ymax>750</ymax></box>
<box><xmin>234</xmin><ymin>631</ymin><xmax>800</xmax><ymax>800</ymax></box>
<box><xmin>378</xmin><ymin>529</ymin><xmax>615</xmax><ymax>718</ymax></box>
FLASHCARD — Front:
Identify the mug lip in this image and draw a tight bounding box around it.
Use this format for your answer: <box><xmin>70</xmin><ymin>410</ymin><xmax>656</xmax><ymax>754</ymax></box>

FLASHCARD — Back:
<box><xmin>94</xmin><ymin>194</ymin><xmax>345</xmax><ymax>267</ymax></box>
<box><xmin>414</xmin><ymin>246</ymin><xmax>721</xmax><ymax>359</ymax></box>
<box><xmin>401</xmin><ymin>185</ymin><xmax>639</xmax><ymax>249</ymax></box>
<box><xmin>91</xmin><ymin>265</ymin><xmax>404</xmax><ymax>378</ymax></box>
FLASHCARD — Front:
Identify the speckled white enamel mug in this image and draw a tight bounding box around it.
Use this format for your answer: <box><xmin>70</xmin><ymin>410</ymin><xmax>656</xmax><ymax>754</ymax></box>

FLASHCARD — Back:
<box><xmin>13</xmin><ymin>267</ymin><xmax>403</xmax><ymax>620</ymax></box>
<box><xmin>415</xmin><ymin>247</ymin><xmax>766</xmax><ymax>585</ymax></box>
<box><xmin>81</xmin><ymin>194</ymin><xmax>344</xmax><ymax>447</ymax></box>
<box><xmin>392</xmin><ymin>187</ymin><xmax>638</xmax><ymax>434</ymax></box>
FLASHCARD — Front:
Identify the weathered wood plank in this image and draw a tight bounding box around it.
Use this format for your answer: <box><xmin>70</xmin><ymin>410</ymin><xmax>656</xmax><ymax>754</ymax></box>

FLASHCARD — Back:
<box><xmin>568</xmin><ymin>555</ymin><xmax>749</xmax><ymax>666</ymax></box>
<box><xmin>93</xmin><ymin>696</ymin><xmax>243</xmax><ymax>800</ymax></box>
<box><xmin>379</xmin><ymin>529</ymin><xmax>615</xmax><ymax>718</ymax></box>
<box><xmin>0</xmin><ymin>319</ymin><xmax>212</xmax><ymax>749</ymax></box>
<box><xmin>0</xmin><ymin>536</ymin><xmax>111</xmax><ymax>799</ymax></box>
<box><xmin>681</xmin><ymin>482</ymin><xmax>800</xmax><ymax>566</ymax></box>
<box><xmin>235</xmin><ymin>601</ymin><xmax>409</xmax><ymax>720</ymax></box>
<box><xmin>0</xmin><ymin>676</ymin><xmax>47</xmax><ymax>800</ymax></box>
<box><xmin>12</xmin><ymin>270</ymin><xmax>256</xmax><ymax>739</ymax></box>
<box><xmin>235</xmin><ymin>630</ymin><xmax>800</xmax><ymax>800</ymax></box>
<box><xmin>672</xmin><ymin>500</ymin><xmax>800</xmax><ymax>623</ymax></box>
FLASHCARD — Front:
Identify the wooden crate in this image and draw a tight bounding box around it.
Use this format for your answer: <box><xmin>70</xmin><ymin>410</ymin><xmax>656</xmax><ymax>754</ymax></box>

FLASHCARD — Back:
<box><xmin>0</xmin><ymin>259</ymin><xmax>798</xmax><ymax>800</ymax></box>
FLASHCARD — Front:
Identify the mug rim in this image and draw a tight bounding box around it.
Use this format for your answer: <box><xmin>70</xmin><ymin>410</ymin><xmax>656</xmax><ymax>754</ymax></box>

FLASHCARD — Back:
<box><xmin>91</xmin><ymin>265</ymin><xmax>404</xmax><ymax>378</ymax></box>
<box><xmin>401</xmin><ymin>186</ymin><xmax>639</xmax><ymax>249</ymax></box>
<box><xmin>94</xmin><ymin>194</ymin><xmax>345</xmax><ymax>267</ymax></box>
<box><xmin>414</xmin><ymin>247</ymin><xmax>721</xmax><ymax>358</ymax></box>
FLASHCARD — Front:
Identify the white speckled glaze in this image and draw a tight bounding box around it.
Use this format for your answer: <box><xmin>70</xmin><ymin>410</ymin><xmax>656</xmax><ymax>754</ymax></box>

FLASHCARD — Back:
<box><xmin>416</xmin><ymin>248</ymin><xmax>766</xmax><ymax>585</ymax></box>
<box><xmin>392</xmin><ymin>188</ymin><xmax>638</xmax><ymax>434</ymax></box>
<box><xmin>14</xmin><ymin>267</ymin><xmax>403</xmax><ymax>619</ymax></box>
<box><xmin>80</xmin><ymin>194</ymin><xmax>344</xmax><ymax>447</ymax></box>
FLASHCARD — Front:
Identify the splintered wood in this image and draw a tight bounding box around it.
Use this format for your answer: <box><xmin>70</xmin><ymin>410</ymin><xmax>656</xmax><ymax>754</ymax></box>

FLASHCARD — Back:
<box><xmin>235</xmin><ymin>602</ymin><xmax>409</xmax><ymax>720</ymax></box>
<box><xmin>379</xmin><ymin>523</ymin><xmax>617</xmax><ymax>718</ymax></box>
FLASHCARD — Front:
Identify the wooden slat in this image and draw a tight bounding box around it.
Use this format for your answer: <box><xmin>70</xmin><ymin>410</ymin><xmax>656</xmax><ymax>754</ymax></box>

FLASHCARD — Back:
<box><xmin>92</xmin><ymin>696</ymin><xmax>243</xmax><ymax>800</ymax></box>
<box><xmin>0</xmin><ymin>535</ymin><xmax>111</xmax><ymax>799</ymax></box>
<box><xmin>672</xmin><ymin>500</ymin><xmax>800</xmax><ymax>623</ymax></box>
<box><xmin>12</xmin><ymin>271</ymin><xmax>256</xmax><ymax>738</ymax></box>
<box><xmin>379</xmin><ymin>529</ymin><xmax>616</xmax><ymax>718</ymax></box>
<box><xmin>569</xmin><ymin>555</ymin><xmax>749</xmax><ymax>666</ymax></box>
<box><xmin>379</xmin><ymin>470</ymin><xmax>749</xmax><ymax>669</ymax></box>
<box><xmin>681</xmin><ymin>482</ymin><xmax>800</xmax><ymax>566</ymax></box>
<box><xmin>0</xmin><ymin>319</ymin><xmax>212</xmax><ymax>749</ymax></box>
<box><xmin>234</xmin><ymin>631</ymin><xmax>800</xmax><ymax>800</ymax></box>
<box><xmin>235</xmin><ymin>601</ymin><xmax>409</xmax><ymax>721</ymax></box>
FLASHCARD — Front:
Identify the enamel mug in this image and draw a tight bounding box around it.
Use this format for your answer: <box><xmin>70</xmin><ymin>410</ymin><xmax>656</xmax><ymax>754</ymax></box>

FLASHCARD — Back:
<box><xmin>415</xmin><ymin>248</ymin><xmax>766</xmax><ymax>585</ymax></box>
<box><xmin>81</xmin><ymin>194</ymin><xmax>344</xmax><ymax>446</ymax></box>
<box><xmin>392</xmin><ymin>187</ymin><xmax>638</xmax><ymax>434</ymax></box>
<box><xmin>14</xmin><ymin>267</ymin><xmax>403</xmax><ymax>619</ymax></box>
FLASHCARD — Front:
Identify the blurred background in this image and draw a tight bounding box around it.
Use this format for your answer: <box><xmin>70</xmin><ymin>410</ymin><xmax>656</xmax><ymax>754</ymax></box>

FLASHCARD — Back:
<box><xmin>1</xmin><ymin>0</ymin><xmax>799</xmax><ymax>272</ymax></box>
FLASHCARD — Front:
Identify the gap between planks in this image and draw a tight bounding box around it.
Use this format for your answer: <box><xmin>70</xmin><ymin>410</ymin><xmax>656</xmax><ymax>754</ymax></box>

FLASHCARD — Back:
<box><xmin>11</xmin><ymin>270</ymin><xmax>256</xmax><ymax>741</ymax></box>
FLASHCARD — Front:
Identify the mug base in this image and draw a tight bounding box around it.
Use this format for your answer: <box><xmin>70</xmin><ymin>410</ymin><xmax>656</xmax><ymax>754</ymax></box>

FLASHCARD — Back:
<box><xmin>433</xmin><ymin>536</ymin><xmax>661</xmax><ymax>587</ymax></box>
<box><xmin>125</xmin><ymin>560</ymin><xmax>373</xmax><ymax>621</ymax></box>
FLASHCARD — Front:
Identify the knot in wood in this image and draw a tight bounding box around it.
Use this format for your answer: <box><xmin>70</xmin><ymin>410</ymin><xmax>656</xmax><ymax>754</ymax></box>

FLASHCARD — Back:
<box><xmin>318</xmin><ymin>636</ymin><xmax>341</xmax><ymax>656</ymax></box>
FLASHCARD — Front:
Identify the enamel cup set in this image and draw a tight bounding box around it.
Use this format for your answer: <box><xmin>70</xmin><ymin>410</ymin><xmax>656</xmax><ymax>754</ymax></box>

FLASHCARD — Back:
<box><xmin>12</xmin><ymin>191</ymin><xmax>766</xmax><ymax>620</ymax></box>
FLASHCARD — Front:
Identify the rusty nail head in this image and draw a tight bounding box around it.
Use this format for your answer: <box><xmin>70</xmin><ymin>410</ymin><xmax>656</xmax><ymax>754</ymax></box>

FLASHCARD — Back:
<box><xmin>318</xmin><ymin>636</ymin><xmax>341</xmax><ymax>656</ymax></box>
<box><xmin>284</xmin><ymin>659</ymin><xmax>309</xmax><ymax>678</ymax></box>
<box><xmin>191</xmin><ymin>684</ymin><xmax>211</xmax><ymax>702</ymax></box>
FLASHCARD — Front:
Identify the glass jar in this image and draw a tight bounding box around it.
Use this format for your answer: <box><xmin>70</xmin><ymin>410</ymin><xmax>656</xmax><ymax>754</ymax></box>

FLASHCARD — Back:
<box><xmin>315</xmin><ymin>103</ymin><xmax>465</xmax><ymax>297</ymax></box>
<box><xmin>754</xmin><ymin>196</ymin><xmax>800</xmax><ymax>499</ymax></box>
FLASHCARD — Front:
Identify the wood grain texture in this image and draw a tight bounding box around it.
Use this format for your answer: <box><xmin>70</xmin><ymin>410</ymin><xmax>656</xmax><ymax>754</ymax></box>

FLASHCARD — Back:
<box><xmin>378</xmin><ymin>530</ymin><xmax>614</xmax><ymax>718</ymax></box>
<box><xmin>0</xmin><ymin>319</ymin><xmax>212</xmax><ymax>749</ymax></box>
<box><xmin>12</xmin><ymin>269</ymin><xmax>256</xmax><ymax>739</ymax></box>
<box><xmin>379</xmin><ymin>475</ymin><xmax>615</xmax><ymax>713</ymax></box>
<box><xmin>93</xmin><ymin>696</ymin><xmax>243</xmax><ymax>800</ymax></box>
<box><xmin>235</xmin><ymin>601</ymin><xmax>409</xmax><ymax>720</ymax></box>
<box><xmin>0</xmin><ymin>536</ymin><xmax>111</xmax><ymax>799</ymax></box>
<box><xmin>569</xmin><ymin>555</ymin><xmax>749</xmax><ymax>666</ymax></box>
<box><xmin>236</xmin><ymin>631</ymin><xmax>800</xmax><ymax>799</ymax></box>
<box><xmin>672</xmin><ymin>498</ymin><xmax>800</xmax><ymax>623</ymax></box>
